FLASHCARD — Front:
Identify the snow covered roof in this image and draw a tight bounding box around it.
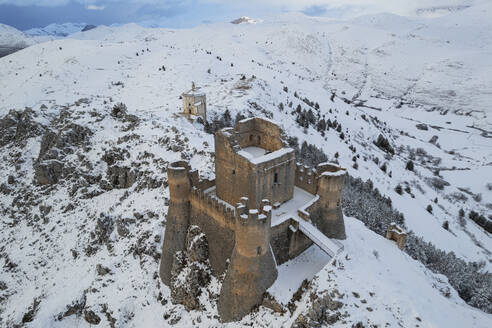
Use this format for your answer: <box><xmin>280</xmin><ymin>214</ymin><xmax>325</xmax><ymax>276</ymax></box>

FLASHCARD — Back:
<box><xmin>238</xmin><ymin>147</ymin><xmax>294</xmax><ymax>165</ymax></box>
<box><xmin>321</xmin><ymin>170</ymin><xmax>346</xmax><ymax>177</ymax></box>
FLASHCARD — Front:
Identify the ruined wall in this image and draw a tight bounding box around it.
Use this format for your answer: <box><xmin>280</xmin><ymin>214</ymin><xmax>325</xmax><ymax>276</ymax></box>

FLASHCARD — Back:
<box><xmin>234</xmin><ymin>117</ymin><xmax>284</xmax><ymax>151</ymax></box>
<box><xmin>182</xmin><ymin>94</ymin><xmax>206</xmax><ymax>121</ymax></box>
<box><xmin>218</xmin><ymin>198</ymin><xmax>278</xmax><ymax>322</ymax></box>
<box><xmin>295</xmin><ymin>164</ymin><xmax>318</xmax><ymax>195</ymax></box>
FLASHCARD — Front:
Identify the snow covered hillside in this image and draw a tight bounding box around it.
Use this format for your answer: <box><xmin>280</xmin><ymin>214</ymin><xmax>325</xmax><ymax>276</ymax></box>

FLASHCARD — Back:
<box><xmin>0</xmin><ymin>24</ymin><xmax>34</xmax><ymax>57</ymax></box>
<box><xmin>0</xmin><ymin>3</ymin><xmax>491</xmax><ymax>327</ymax></box>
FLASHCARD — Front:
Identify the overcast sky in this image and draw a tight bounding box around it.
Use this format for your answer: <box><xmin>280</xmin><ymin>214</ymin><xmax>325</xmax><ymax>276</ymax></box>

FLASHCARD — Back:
<box><xmin>0</xmin><ymin>0</ymin><xmax>479</xmax><ymax>30</ymax></box>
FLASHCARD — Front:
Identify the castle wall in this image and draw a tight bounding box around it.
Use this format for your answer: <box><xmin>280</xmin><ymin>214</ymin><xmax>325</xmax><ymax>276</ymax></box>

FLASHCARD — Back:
<box><xmin>234</xmin><ymin>118</ymin><xmax>284</xmax><ymax>152</ymax></box>
<box><xmin>215</xmin><ymin>130</ymin><xmax>251</xmax><ymax>207</ymax></box>
<box><xmin>294</xmin><ymin>164</ymin><xmax>318</xmax><ymax>195</ymax></box>
<box><xmin>190</xmin><ymin>207</ymin><xmax>235</xmax><ymax>276</ymax></box>
<box><xmin>270</xmin><ymin>218</ymin><xmax>313</xmax><ymax>265</ymax></box>
<box><xmin>218</xmin><ymin>199</ymin><xmax>278</xmax><ymax>322</ymax></box>
<box><xmin>248</xmin><ymin>151</ymin><xmax>295</xmax><ymax>207</ymax></box>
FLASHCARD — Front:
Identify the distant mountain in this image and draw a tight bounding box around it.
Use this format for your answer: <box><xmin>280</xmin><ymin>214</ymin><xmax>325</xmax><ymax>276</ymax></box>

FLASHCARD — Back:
<box><xmin>24</xmin><ymin>23</ymin><xmax>94</xmax><ymax>38</ymax></box>
<box><xmin>0</xmin><ymin>23</ymin><xmax>33</xmax><ymax>57</ymax></box>
<box><xmin>230</xmin><ymin>16</ymin><xmax>259</xmax><ymax>24</ymax></box>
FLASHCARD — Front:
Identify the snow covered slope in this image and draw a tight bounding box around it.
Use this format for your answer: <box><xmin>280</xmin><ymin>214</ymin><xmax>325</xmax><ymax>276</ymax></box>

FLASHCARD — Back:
<box><xmin>0</xmin><ymin>24</ymin><xmax>34</xmax><ymax>57</ymax></box>
<box><xmin>0</xmin><ymin>3</ymin><xmax>491</xmax><ymax>327</ymax></box>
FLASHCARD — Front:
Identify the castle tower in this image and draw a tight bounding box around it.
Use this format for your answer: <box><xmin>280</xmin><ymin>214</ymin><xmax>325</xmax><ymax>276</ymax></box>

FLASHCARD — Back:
<box><xmin>182</xmin><ymin>82</ymin><xmax>207</xmax><ymax>121</ymax></box>
<box><xmin>218</xmin><ymin>198</ymin><xmax>278</xmax><ymax>322</ymax></box>
<box><xmin>159</xmin><ymin>161</ymin><xmax>192</xmax><ymax>285</ymax></box>
<box><xmin>312</xmin><ymin>163</ymin><xmax>347</xmax><ymax>239</ymax></box>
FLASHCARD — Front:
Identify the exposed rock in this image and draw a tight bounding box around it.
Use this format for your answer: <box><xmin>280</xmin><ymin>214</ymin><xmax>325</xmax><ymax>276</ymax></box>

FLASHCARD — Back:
<box><xmin>106</xmin><ymin>166</ymin><xmax>137</xmax><ymax>189</ymax></box>
<box><xmin>262</xmin><ymin>293</ymin><xmax>285</xmax><ymax>313</ymax></box>
<box><xmin>34</xmin><ymin>122</ymin><xmax>92</xmax><ymax>185</ymax></box>
<box><xmin>63</xmin><ymin>293</ymin><xmax>86</xmax><ymax>317</ymax></box>
<box><xmin>116</xmin><ymin>219</ymin><xmax>130</xmax><ymax>237</ymax></box>
<box><xmin>92</xmin><ymin>214</ymin><xmax>114</xmax><ymax>247</ymax></box>
<box><xmin>291</xmin><ymin>292</ymin><xmax>344</xmax><ymax>328</ymax></box>
<box><xmin>84</xmin><ymin>310</ymin><xmax>101</xmax><ymax>325</ymax></box>
<box><xmin>22</xmin><ymin>298</ymin><xmax>41</xmax><ymax>323</ymax></box>
<box><xmin>0</xmin><ymin>183</ymin><xmax>12</xmax><ymax>195</ymax></box>
<box><xmin>7</xmin><ymin>175</ymin><xmax>15</xmax><ymax>184</ymax></box>
<box><xmin>101</xmin><ymin>147</ymin><xmax>129</xmax><ymax>166</ymax></box>
<box><xmin>0</xmin><ymin>108</ymin><xmax>43</xmax><ymax>147</ymax></box>
<box><xmin>416</xmin><ymin>123</ymin><xmax>429</xmax><ymax>130</ymax></box>
<box><xmin>34</xmin><ymin>160</ymin><xmax>64</xmax><ymax>185</ymax></box>
<box><xmin>170</xmin><ymin>225</ymin><xmax>211</xmax><ymax>311</ymax></box>
<box><xmin>96</xmin><ymin>264</ymin><xmax>111</xmax><ymax>276</ymax></box>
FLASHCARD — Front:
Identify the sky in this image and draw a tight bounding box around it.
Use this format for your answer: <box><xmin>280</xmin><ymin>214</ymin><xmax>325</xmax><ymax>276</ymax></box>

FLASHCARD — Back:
<box><xmin>0</xmin><ymin>0</ymin><xmax>479</xmax><ymax>31</ymax></box>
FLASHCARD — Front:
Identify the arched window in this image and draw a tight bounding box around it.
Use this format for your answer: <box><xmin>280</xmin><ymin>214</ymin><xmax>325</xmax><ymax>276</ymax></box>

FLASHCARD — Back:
<box><xmin>257</xmin><ymin>246</ymin><xmax>262</xmax><ymax>255</ymax></box>
<box><xmin>274</xmin><ymin>172</ymin><xmax>278</xmax><ymax>184</ymax></box>
<box><xmin>257</xmin><ymin>135</ymin><xmax>261</xmax><ymax>144</ymax></box>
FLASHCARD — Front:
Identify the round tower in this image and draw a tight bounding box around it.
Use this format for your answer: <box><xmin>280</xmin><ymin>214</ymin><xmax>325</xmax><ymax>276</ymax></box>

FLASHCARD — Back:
<box><xmin>159</xmin><ymin>161</ymin><xmax>192</xmax><ymax>285</ymax></box>
<box><xmin>314</xmin><ymin>163</ymin><xmax>347</xmax><ymax>240</ymax></box>
<box><xmin>218</xmin><ymin>198</ymin><xmax>278</xmax><ymax>322</ymax></box>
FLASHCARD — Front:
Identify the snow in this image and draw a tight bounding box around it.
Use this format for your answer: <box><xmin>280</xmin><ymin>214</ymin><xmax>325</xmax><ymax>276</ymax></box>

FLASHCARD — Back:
<box><xmin>24</xmin><ymin>23</ymin><xmax>88</xmax><ymax>38</ymax></box>
<box><xmin>238</xmin><ymin>146</ymin><xmax>266</xmax><ymax>159</ymax></box>
<box><xmin>271</xmin><ymin>187</ymin><xmax>315</xmax><ymax>226</ymax></box>
<box><xmin>268</xmin><ymin>245</ymin><xmax>332</xmax><ymax>305</ymax></box>
<box><xmin>321</xmin><ymin>170</ymin><xmax>346</xmax><ymax>177</ymax></box>
<box><xmin>238</xmin><ymin>147</ymin><xmax>293</xmax><ymax>164</ymax></box>
<box><xmin>0</xmin><ymin>3</ymin><xmax>491</xmax><ymax>326</ymax></box>
<box><xmin>251</xmin><ymin>148</ymin><xmax>293</xmax><ymax>165</ymax></box>
<box><xmin>0</xmin><ymin>23</ymin><xmax>34</xmax><ymax>52</ymax></box>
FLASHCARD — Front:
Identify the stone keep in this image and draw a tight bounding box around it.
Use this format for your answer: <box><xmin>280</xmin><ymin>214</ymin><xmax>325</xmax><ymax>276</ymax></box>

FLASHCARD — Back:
<box><xmin>160</xmin><ymin>117</ymin><xmax>347</xmax><ymax>322</ymax></box>
<box><xmin>181</xmin><ymin>82</ymin><xmax>207</xmax><ymax>121</ymax></box>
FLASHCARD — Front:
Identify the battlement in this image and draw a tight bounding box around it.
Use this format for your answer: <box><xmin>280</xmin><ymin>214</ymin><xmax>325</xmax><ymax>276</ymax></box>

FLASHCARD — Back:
<box><xmin>236</xmin><ymin>197</ymin><xmax>272</xmax><ymax>227</ymax></box>
<box><xmin>190</xmin><ymin>187</ymin><xmax>236</xmax><ymax>229</ymax></box>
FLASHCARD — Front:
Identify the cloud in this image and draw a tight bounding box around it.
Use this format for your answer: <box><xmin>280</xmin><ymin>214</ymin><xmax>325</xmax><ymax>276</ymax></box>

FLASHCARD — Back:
<box><xmin>87</xmin><ymin>4</ymin><xmax>104</xmax><ymax>10</ymax></box>
<box><xmin>201</xmin><ymin>0</ymin><xmax>481</xmax><ymax>17</ymax></box>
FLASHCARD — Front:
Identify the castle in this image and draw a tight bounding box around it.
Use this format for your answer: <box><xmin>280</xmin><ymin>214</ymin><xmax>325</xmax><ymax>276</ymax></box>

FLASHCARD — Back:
<box><xmin>160</xmin><ymin>117</ymin><xmax>347</xmax><ymax>322</ymax></box>
<box><xmin>181</xmin><ymin>82</ymin><xmax>207</xmax><ymax>121</ymax></box>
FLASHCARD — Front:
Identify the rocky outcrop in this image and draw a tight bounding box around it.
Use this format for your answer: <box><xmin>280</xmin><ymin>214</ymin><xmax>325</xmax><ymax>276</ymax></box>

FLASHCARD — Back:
<box><xmin>34</xmin><ymin>122</ymin><xmax>92</xmax><ymax>185</ymax></box>
<box><xmin>0</xmin><ymin>108</ymin><xmax>43</xmax><ymax>147</ymax></box>
<box><xmin>106</xmin><ymin>166</ymin><xmax>137</xmax><ymax>189</ymax></box>
<box><xmin>292</xmin><ymin>292</ymin><xmax>344</xmax><ymax>328</ymax></box>
<box><xmin>169</xmin><ymin>225</ymin><xmax>211</xmax><ymax>311</ymax></box>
